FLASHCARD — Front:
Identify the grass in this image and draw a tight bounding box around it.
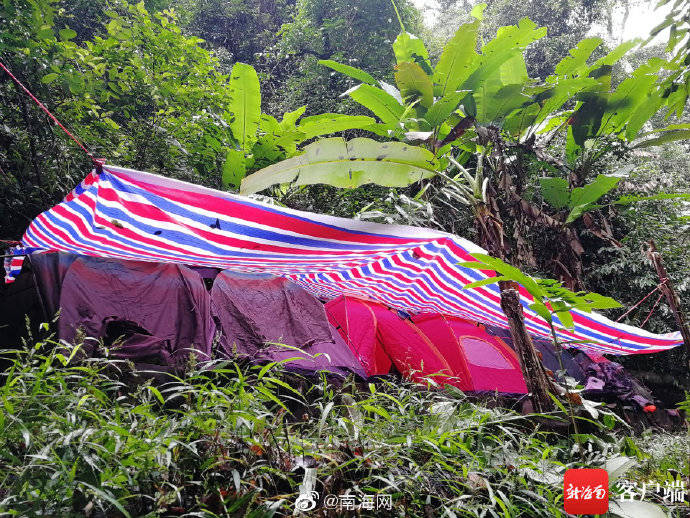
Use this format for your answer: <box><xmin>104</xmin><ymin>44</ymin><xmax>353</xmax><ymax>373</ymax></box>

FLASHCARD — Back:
<box><xmin>0</xmin><ymin>329</ymin><xmax>687</xmax><ymax>517</ymax></box>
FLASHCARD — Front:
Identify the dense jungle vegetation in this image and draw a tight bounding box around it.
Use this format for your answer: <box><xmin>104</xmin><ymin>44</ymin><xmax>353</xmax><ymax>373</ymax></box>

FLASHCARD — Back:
<box><xmin>1</xmin><ymin>0</ymin><xmax>690</xmax><ymax>515</ymax></box>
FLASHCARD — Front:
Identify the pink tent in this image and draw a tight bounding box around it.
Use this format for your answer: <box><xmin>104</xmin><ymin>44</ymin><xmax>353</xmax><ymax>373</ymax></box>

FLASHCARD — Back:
<box><xmin>413</xmin><ymin>314</ymin><xmax>527</xmax><ymax>393</ymax></box>
<box><xmin>376</xmin><ymin>310</ymin><xmax>461</xmax><ymax>387</ymax></box>
<box><xmin>324</xmin><ymin>296</ymin><xmax>391</xmax><ymax>376</ymax></box>
<box><xmin>326</xmin><ymin>296</ymin><xmax>527</xmax><ymax>393</ymax></box>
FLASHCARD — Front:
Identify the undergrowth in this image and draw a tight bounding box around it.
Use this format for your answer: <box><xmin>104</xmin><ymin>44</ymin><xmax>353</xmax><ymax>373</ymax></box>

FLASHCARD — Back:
<box><xmin>0</xmin><ymin>333</ymin><xmax>686</xmax><ymax>517</ymax></box>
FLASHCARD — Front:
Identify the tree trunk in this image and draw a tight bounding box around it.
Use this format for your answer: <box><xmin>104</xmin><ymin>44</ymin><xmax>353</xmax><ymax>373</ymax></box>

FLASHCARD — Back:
<box><xmin>498</xmin><ymin>280</ymin><xmax>555</xmax><ymax>413</ymax></box>
<box><xmin>472</xmin><ymin>195</ymin><xmax>555</xmax><ymax>413</ymax></box>
<box><xmin>646</xmin><ymin>240</ymin><xmax>690</xmax><ymax>370</ymax></box>
<box><xmin>474</xmin><ymin>202</ymin><xmax>506</xmax><ymax>260</ymax></box>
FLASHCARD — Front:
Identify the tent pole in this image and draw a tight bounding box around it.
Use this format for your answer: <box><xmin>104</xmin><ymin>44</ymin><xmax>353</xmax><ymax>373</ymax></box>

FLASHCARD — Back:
<box><xmin>646</xmin><ymin>240</ymin><xmax>690</xmax><ymax>370</ymax></box>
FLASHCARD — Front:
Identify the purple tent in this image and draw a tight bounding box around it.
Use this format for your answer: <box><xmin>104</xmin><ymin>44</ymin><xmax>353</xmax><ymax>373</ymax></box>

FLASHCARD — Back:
<box><xmin>58</xmin><ymin>255</ymin><xmax>214</xmax><ymax>365</ymax></box>
<box><xmin>15</xmin><ymin>253</ymin><xmax>366</xmax><ymax>377</ymax></box>
<box><xmin>211</xmin><ymin>270</ymin><xmax>366</xmax><ymax>378</ymax></box>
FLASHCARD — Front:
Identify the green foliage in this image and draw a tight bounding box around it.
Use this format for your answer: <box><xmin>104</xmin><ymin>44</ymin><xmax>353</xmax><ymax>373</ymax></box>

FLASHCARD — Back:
<box><xmin>393</xmin><ymin>31</ymin><xmax>432</xmax><ymax>73</ymax></box>
<box><xmin>539</xmin><ymin>171</ymin><xmax>689</xmax><ymax>225</ymax></box>
<box><xmin>539</xmin><ymin>177</ymin><xmax>570</xmax><ymax>209</ymax></box>
<box><xmin>296</xmin><ymin>113</ymin><xmax>376</xmax><ymax>140</ymax></box>
<box><xmin>324</xmin><ymin>12</ymin><xmax>557</xmax><ymax>144</ymax></box>
<box><xmin>317</xmin><ymin>59</ymin><xmax>376</xmax><ymax>85</ymax></box>
<box><xmin>647</xmin><ymin>0</ymin><xmax>690</xmax><ymax>118</ymax></box>
<box><xmin>221</xmin><ymin>148</ymin><xmax>246</xmax><ymax>189</ymax></box>
<box><xmin>540</xmin><ymin>175</ymin><xmax>622</xmax><ymax>223</ymax></box>
<box><xmin>227</xmin><ymin>62</ymin><xmax>262</xmax><ymax>152</ymax></box>
<box><xmin>268</xmin><ymin>0</ymin><xmax>423</xmax><ymax>116</ymax></box>
<box><xmin>1</xmin><ymin>335</ymin><xmax>682</xmax><ymax>516</ymax></box>
<box><xmin>566</xmin><ymin>174</ymin><xmax>621</xmax><ymax>223</ymax></box>
<box><xmin>0</xmin><ymin>0</ymin><xmax>245</xmax><ymax>235</ymax></box>
<box><xmin>433</xmin><ymin>19</ymin><xmax>480</xmax><ymax>97</ymax></box>
<box><xmin>177</xmin><ymin>0</ymin><xmax>294</xmax><ymax>65</ymax></box>
<box><xmin>322</xmin><ymin>10</ymin><xmax>679</xmax><ymax>161</ymax></box>
<box><xmin>459</xmin><ymin>253</ymin><xmax>621</xmax><ymax>330</ymax></box>
<box><xmin>473</xmin><ymin>0</ymin><xmax>610</xmax><ymax>80</ymax></box>
<box><xmin>240</xmin><ymin>137</ymin><xmax>438</xmax><ymax>194</ymax></box>
<box><xmin>310</xmin><ymin>13</ymin><xmax>687</xmax><ymax>299</ymax></box>
<box><xmin>342</xmin><ymin>83</ymin><xmax>405</xmax><ymax>126</ymax></box>
<box><xmin>394</xmin><ymin>61</ymin><xmax>434</xmax><ymax>107</ymax></box>
<box><xmin>0</xmin><ymin>0</ymin><xmax>386</xmax><ymax>199</ymax></box>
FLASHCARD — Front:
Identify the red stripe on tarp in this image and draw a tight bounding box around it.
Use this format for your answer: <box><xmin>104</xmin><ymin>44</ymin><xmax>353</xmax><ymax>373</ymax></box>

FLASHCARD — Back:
<box><xmin>118</xmin><ymin>170</ymin><xmax>425</xmax><ymax>246</ymax></box>
<box><xmin>96</xmin><ymin>185</ymin><xmax>411</xmax><ymax>258</ymax></box>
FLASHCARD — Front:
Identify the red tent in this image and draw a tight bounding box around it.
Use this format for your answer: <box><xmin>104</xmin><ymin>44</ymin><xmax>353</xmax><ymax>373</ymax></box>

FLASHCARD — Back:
<box><xmin>326</xmin><ymin>296</ymin><xmax>527</xmax><ymax>394</ymax></box>
<box><xmin>324</xmin><ymin>296</ymin><xmax>391</xmax><ymax>376</ymax></box>
<box><xmin>413</xmin><ymin>313</ymin><xmax>526</xmax><ymax>393</ymax></box>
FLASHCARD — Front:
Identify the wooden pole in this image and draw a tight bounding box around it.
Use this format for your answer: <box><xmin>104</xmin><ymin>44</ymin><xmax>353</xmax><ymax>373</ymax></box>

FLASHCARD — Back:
<box><xmin>472</xmin><ymin>198</ymin><xmax>555</xmax><ymax>413</ymax></box>
<box><xmin>498</xmin><ymin>280</ymin><xmax>555</xmax><ymax>413</ymax></box>
<box><xmin>646</xmin><ymin>240</ymin><xmax>690</xmax><ymax>369</ymax></box>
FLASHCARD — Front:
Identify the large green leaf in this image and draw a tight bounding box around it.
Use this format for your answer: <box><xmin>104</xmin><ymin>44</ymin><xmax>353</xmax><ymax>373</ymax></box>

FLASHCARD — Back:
<box><xmin>462</xmin><ymin>18</ymin><xmax>546</xmax><ymax>92</ymax></box>
<box><xmin>539</xmin><ymin>177</ymin><xmax>570</xmax><ymax>209</ymax></box>
<box><xmin>394</xmin><ymin>62</ymin><xmax>434</xmax><ymax>108</ymax></box>
<box><xmin>240</xmin><ymin>137</ymin><xmax>439</xmax><ymax>194</ymax></box>
<box><xmin>393</xmin><ymin>32</ymin><xmax>432</xmax><ymax>73</ymax></box>
<box><xmin>343</xmin><ymin>84</ymin><xmax>404</xmax><ymax>126</ymax></box>
<box><xmin>503</xmin><ymin>102</ymin><xmax>540</xmax><ymax>136</ymax></box>
<box><xmin>591</xmin><ymin>39</ymin><xmax>640</xmax><ymax>70</ymax></box>
<box><xmin>499</xmin><ymin>53</ymin><xmax>529</xmax><ymax>85</ymax></box>
<box><xmin>532</xmin><ymin>78</ymin><xmax>594</xmax><ymax>127</ymax></box>
<box><xmin>570</xmin><ymin>91</ymin><xmax>609</xmax><ymax>146</ymax></box>
<box><xmin>570</xmin><ymin>175</ymin><xmax>621</xmax><ymax>208</ymax></box>
<box><xmin>297</xmin><ymin>114</ymin><xmax>375</xmax><ymax>140</ymax></box>
<box><xmin>318</xmin><ymin>59</ymin><xmax>376</xmax><ymax>85</ymax></box>
<box><xmin>433</xmin><ymin>20</ymin><xmax>479</xmax><ymax>96</ymax></box>
<box><xmin>634</xmin><ymin>129</ymin><xmax>690</xmax><ymax>148</ymax></box>
<box><xmin>565</xmin><ymin>174</ymin><xmax>621</xmax><ymax>223</ymax></box>
<box><xmin>279</xmin><ymin>106</ymin><xmax>306</xmax><ymax>131</ymax></box>
<box><xmin>600</xmin><ymin>59</ymin><xmax>664</xmax><ymax>136</ymax></box>
<box><xmin>227</xmin><ymin>62</ymin><xmax>261</xmax><ymax>151</ymax></box>
<box><xmin>553</xmin><ymin>38</ymin><xmax>602</xmax><ymax>77</ymax></box>
<box><xmin>424</xmin><ymin>91</ymin><xmax>468</xmax><ymax>128</ymax></box>
<box><xmin>259</xmin><ymin>113</ymin><xmax>280</xmax><ymax>134</ymax></box>
<box><xmin>474</xmin><ymin>83</ymin><xmax>530</xmax><ymax>124</ymax></box>
<box><xmin>257</xmin><ymin>114</ymin><xmax>302</xmax><ymax>158</ymax></box>
<box><xmin>624</xmin><ymin>90</ymin><xmax>663</xmax><ymax>140</ymax></box>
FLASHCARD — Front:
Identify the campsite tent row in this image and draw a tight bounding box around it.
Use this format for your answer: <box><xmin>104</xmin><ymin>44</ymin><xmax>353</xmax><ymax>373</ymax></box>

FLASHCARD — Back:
<box><xmin>1</xmin><ymin>165</ymin><xmax>681</xmax><ymax>402</ymax></box>
<box><xmin>3</xmin><ymin>251</ymin><xmax>620</xmax><ymax>396</ymax></box>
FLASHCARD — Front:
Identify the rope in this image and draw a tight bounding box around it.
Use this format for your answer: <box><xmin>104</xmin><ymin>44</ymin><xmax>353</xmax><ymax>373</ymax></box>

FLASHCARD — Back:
<box><xmin>641</xmin><ymin>292</ymin><xmax>664</xmax><ymax>328</ymax></box>
<box><xmin>0</xmin><ymin>60</ymin><xmax>102</xmax><ymax>166</ymax></box>
<box><xmin>615</xmin><ymin>283</ymin><xmax>663</xmax><ymax>322</ymax></box>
